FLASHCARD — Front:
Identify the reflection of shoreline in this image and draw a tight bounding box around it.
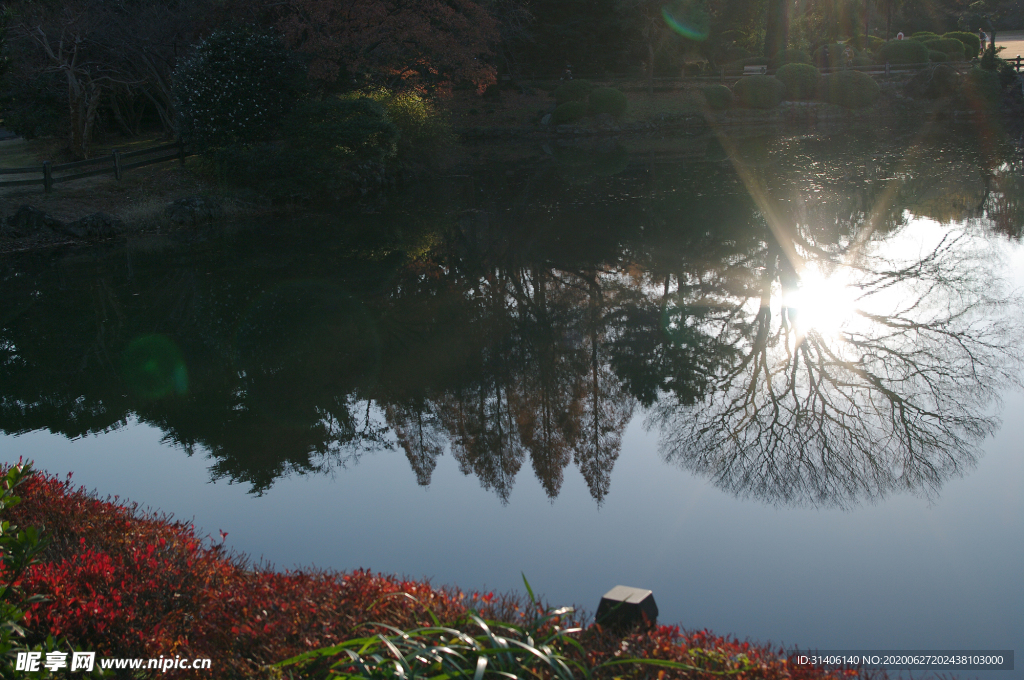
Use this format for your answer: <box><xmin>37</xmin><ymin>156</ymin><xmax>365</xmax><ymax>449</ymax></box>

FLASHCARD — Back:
<box><xmin>1</xmin><ymin>130</ymin><xmax>1022</xmax><ymax>506</ymax></box>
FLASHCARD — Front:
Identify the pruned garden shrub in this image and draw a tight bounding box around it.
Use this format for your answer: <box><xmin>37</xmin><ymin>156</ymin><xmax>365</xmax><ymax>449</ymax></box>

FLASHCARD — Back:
<box><xmin>552</xmin><ymin>100</ymin><xmax>587</xmax><ymax>123</ymax></box>
<box><xmin>944</xmin><ymin>31</ymin><xmax>981</xmax><ymax>58</ymax></box>
<box><xmin>173</xmin><ymin>28</ymin><xmax>306</xmax><ymax>151</ymax></box>
<box><xmin>905</xmin><ymin>64</ymin><xmax>960</xmax><ymax>98</ymax></box>
<box><xmin>929</xmin><ymin>49</ymin><xmax>949</xmax><ymax>62</ymax></box>
<box><xmin>733</xmin><ymin>75</ymin><xmax>785</xmax><ymax>108</ymax></box>
<box><xmin>818</xmin><ymin>69</ymin><xmax>880</xmax><ymax>108</ymax></box>
<box><xmin>588</xmin><ymin>87</ymin><xmax>628</xmax><ymax>117</ymax></box>
<box><xmin>553</xmin><ymin>79</ymin><xmax>596</xmax><ymax>105</ymax></box>
<box><xmin>770</xmin><ymin>48</ymin><xmax>812</xmax><ymax>69</ymax></box>
<box><xmin>910</xmin><ymin>31</ymin><xmax>941</xmax><ymax>41</ymax></box>
<box><xmin>284</xmin><ymin>97</ymin><xmax>399</xmax><ymax>164</ymax></box>
<box><xmin>923</xmin><ymin>38</ymin><xmax>965</xmax><ymax>61</ymax></box>
<box><xmin>775</xmin><ymin>63</ymin><xmax>820</xmax><ymax>100</ymax></box>
<box><xmin>362</xmin><ymin>89</ymin><xmax>454</xmax><ymax>162</ymax></box>
<box><xmin>701</xmin><ymin>84</ymin><xmax>734</xmax><ymax>110</ymax></box>
<box><xmin>878</xmin><ymin>39</ymin><xmax>930</xmax><ymax>65</ymax></box>
<box><xmin>961</xmin><ymin>67</ymin><xmax>1002</xmax><ymax>106</ymax></box>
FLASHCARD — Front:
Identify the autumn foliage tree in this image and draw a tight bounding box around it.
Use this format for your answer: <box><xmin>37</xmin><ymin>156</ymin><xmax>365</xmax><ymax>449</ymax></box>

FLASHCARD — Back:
<box><xmin>274</xmin><ymin>0</ymin><xmax>500</xmax><ymax>91</ymax></box>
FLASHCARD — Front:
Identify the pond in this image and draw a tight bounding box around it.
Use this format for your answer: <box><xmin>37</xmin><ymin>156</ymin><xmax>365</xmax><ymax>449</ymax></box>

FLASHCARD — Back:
<box><xmin>3</xmin><ymin>123</ymin><xmax>1023</xmax><ymax>672</ymax></box>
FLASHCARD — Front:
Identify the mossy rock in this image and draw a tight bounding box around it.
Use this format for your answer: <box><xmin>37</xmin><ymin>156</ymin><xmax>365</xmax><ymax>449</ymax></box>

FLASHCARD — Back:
<box><xmin>733</xmin><ymin>75</ymin><xmax>786</xmax><ymax>108</ymax></box>
<box><xmin>588</xmin><ymin>87</ymin><xmax>628</xmax><ymax>117</ymax></box>
<box><xmin>552</xmin><ymin>100</ymin><xmax>588</xmax><ymax>124</ymax></box>
<box><xmin>944</xmin><ymin>31</ymin><xmax>981</xmax><ymax>58</ymax></box>
<box><xmin>553</xmin><ymin>79</ymin><xmax>596</xmax><ymax>105</ymax></box>
<box><xmin>924</xmin><ymin>38</ymin><xmax>965</xmax><ymax>61</ymax></box>
<box><xmin>775</xmin><ymin>63</ymin><xmax>820</xmax><ymax>100</ymax></box>
<box><xmin>818</xmin><ymin>69</ymin><xmax>880</xmax><ymax>108</ymax></box>
<box><xmin>878</xmin><ymin>39</ymin><xmax>930</xmax><ymax>65</ymax></box>
<box><xmin>701</xmin><ymin>84</ymin><xmax>734</xmax><ymax>110</ymax></box>
<box><xmin>770</xmin><ymin>48</ymin><xmax>812</xmax><ymax>69</ymax></box>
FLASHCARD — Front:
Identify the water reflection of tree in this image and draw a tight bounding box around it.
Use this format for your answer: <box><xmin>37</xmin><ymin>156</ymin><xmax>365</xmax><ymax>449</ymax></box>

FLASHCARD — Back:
<box><xmin>649</xmin><ymin>229</ymin><xmax>1022</xmax><ymax>507</ymax></box>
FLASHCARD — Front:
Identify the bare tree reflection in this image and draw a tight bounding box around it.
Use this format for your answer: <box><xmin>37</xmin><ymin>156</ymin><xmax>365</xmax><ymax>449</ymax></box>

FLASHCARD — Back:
<box><xmin>650</xmin><ymin>226</ymin><xmax>1023</xmax><ymax>507</ymax></box>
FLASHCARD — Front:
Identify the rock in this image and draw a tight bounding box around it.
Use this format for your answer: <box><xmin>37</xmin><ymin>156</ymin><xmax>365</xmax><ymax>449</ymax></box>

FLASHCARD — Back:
<box><xmin>165</xmin><ymin>195</ymin><xmax>224</xmax><ymax>226</ymax></box>
<box><xmin>905</xmin><ymin>65</ymin><xmax>959</xmax><ymax>99</ymax></box>
<box><xmin>1</xmin><ymin>205</ymin><xmax>63</xmax><ymax>238</ymax></box>
<box><xmin>62</xmin><ymin>212</ymin><xmax>125</xmax><ymax>239</ymax></box>
<box><xmin>540</xmin><ymin>113</ymin><xmax>552</xmax><ymax>126</ymax></box>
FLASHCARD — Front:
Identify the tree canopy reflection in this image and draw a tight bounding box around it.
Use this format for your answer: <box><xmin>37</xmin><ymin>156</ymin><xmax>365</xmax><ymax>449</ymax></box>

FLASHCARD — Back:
<box><xmin>1</xmin><ymin>128</ymin><xmax>1021</xmax><ymax>506</ymax></box>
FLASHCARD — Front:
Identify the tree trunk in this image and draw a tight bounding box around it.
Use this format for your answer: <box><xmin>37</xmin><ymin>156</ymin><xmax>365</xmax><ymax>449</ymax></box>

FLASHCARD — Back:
<box><xmin>764</xmin><ymin>0</ymin><xmax>789</xmax><ymax>59</ymax></box>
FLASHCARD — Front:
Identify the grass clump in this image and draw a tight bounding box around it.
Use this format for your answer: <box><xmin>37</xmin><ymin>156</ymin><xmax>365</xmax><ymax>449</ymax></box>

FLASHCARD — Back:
<box><xmin>588</xmin><ymin>87</ymin><xmax>628</xmax><ymax>117</ymax></box>
<box><xmin>878</xmin><ymin>39</ymin><xmax>930</xmax><ymax>65</ymax></box>
<box><xmin>701</xmin><ymin>84</ymin><xmax>734</xmax><ymax>110</ymax></box>
<box><xmin>552</xmin><ymin>101</ymin><xmax>588</xmax><ymax>124</ymax></box>
<box><xmin>775</xmin><ymin>63</ymin><xmax>820</xmax><ymax>100</ymax></box>
<box><xmin>818</xmin><ymin>69</ymin><xmax>880</xmax><ymax>108</ymax></box>
<box><xmin>733</xmin><ymin>75</ymin><xmax>786</xmax><ymax>108</ymax></box>
<box><xmin>553</xmin><ymin>79</ymin><xmax>596</xmax><ymax>105</ymax></box>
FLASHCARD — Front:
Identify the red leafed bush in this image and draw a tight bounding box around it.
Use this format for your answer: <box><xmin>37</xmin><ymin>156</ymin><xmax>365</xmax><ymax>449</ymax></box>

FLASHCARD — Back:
<box><xmin>5</xmin><ymin>468</ymin><xmax>860</xmax><ymax>679</ymax></box>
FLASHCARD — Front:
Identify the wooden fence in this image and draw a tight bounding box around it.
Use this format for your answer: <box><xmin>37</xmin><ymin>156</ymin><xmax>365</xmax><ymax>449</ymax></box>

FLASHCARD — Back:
<box><xmin>0</xmin><ymin>141</ymin><xmax>187</xmax><ymax>193</ymax></box>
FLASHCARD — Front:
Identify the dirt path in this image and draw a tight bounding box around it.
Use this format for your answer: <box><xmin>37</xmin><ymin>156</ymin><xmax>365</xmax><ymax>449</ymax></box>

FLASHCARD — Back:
<box><xmin>997</xmin><ymin>31</ymin><xmax>1024</xmax><ymax>61</ymax></box>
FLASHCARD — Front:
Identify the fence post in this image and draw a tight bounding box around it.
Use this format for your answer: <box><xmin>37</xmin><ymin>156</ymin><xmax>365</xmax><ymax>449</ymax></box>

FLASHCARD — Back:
<box><xmin>1017</xmin><ymin>55</ymin><xmax>1022</xmax><ymax>72</ymax></box>
<box><xmin>42</xmin><ymin>161</ymin><xmax>52</xmax><ymax>194</ymax></box>
<box><xmin>113</xmin><ymin>150</ymin><xmax>123</xmax><ymax>181</ymax></box>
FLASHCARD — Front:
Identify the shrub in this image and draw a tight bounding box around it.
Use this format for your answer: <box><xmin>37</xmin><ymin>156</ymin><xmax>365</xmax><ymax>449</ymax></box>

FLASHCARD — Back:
<box><xmin>776</xmin><ymin>63</ymin><xmax>820</xmax><ymax>100</ymax></box>
<box><xmin>910</xmin><ymin>31</ymin><xmax>941</xmax><ymax>41</ymax></box>
<box><xmin>551</xmin><ymin>100</ymin><xmax>587</xmax><ymax>123</ymax></box>
<box><xmin>846</xmin><ymin>35</ymin><xmax>884</xmax><ymax>51</ymax></box>
<box><xmin>363</xmin><ymin>89</ymin><xmax>454</xmax><ymax>161</ymax></box>
<box><xmin>732</xmin><ymin>75</ymin><xmax>786</xmax><ymax>108</ymax></box>
<box><xmin>924</xmin><ymin>38</ymin><xmax>965</xmax><ymax>61</ymax></box>
<box><xmin>588</xmin><ymin>87</ymin><xmax>628</xmax><ymax>117</ymax></box>
<box><xmin>818</xmin><ymin>69</ymin><xmax>880</xmax><ymax>107</ymax></box>
<box><xmin>770</xmin><ymin>48</ymin><xmax>812</xmax><ymax>69</ymax></box>
<box><xmin>701</xmin><ymin>84</ymin><xmax>734</xmax><ymax>109</ymax></box>
<box><xmin>285</xmin><ymin>97</ymin><xmax>398</xmax><ymax>164</ymax></box>
<box><xmin>878</xmin><ymin>39</ymin><xmax>930</xmax><ymax>65</ymax></box>
<box><xmin>944</xmin><ymin>31</ymin><xmax>981</xmax><ymax>58</ymax></box>
<box><xmin>174</xmin><ymin>29</ymin><xmax>305</xmax><ymax>151</ymax></box>
<box><xmin>0</xmin><ymin>73</ymin><xmax>66</xmax><ymax>140</ymax></box>
<box><xmin>553</xmin><ymin>79</ymin><xmax>595</xmax><ymax>105</ymax></box>
<box><xmin>962</xmin><ymin>67</ymin><xmax>1001</xmax><ymax>105</ymax></box>
<box><xmin>929</xmin><ymin>49</ymin><xmax>949</xmax><ymax>62</ymax></box>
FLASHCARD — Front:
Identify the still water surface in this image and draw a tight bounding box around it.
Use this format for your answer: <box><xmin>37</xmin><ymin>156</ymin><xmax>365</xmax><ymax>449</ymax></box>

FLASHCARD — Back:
<box><xmin>3</xmin><ymin>125</ymin><xmax>1023</xmax><ymax>667</ymax></box>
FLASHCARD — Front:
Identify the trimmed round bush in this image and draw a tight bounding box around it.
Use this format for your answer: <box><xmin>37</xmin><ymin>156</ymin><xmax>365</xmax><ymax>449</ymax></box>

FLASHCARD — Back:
<box><xmin>846</xmin><ymin>35</ymin><xmax>884</xmax><ymax>51</ymax></box>
<box><xmin>924</xmin><ymin>38</ymin><xmax>965</xmax><ymax>61</ymax></box>
<box><xmin>770</xmin><ymin>48</ymin><xmax>812</xmax><ymax>69</ymax></box>
<box><xmin>775</xmin><ymin>63</ymin><xmax>820</xmax><ymax>100</ymax></box>
<box><xmin>553</xmin><ymin>79</ymin><xmax>596</xmax><ymax>105</ymax></box>
<box><xmin>173</xmin><ymin>29</ymin><xmax>305</xmax><ymax>151</ymax></box>
<box><xmin>818</xmin><ymin>69</ymin><xmax>880</xmax><ymax>108</ymax></box>
<box><xmin>910</xmin><ymin>31</ymin><xmax>941</xmax><ymax>41</ymax></box>
<box><xmin>962</xmin><ymin>67</ymin><xmax>1001</xmax><ymax>105</ymax></box>
<box><xmin>701</xmin><ymin>84</ymin><xmax>734</xmax><ymax>110</ymax></box>
<box><xmin>878</xmin><ymin>39</ymin><xmax>930</xmax><ymax>65</ymax></box>
<box><xmin>944</xmin><ymin>31</ymin><xmax>981</xmax><ymax>58</ymax></box>
<box><xmin>552</xmin><ymin>100</ymin><xmax>587</xmax><ymax>123</ymax></box>
<box><xmin>588</xmin><ymin>87</ymin><xmax>628</xmax><ymax>117</ymax></box>
<box><xmin>929</xmin><ymin>50</ymin><xmax>949</xmax><ymax>62</ymax></box>
<box><xmin>852</xmin><ymin>52</ymin><xmax>875</xmax><ymax>67</ymax></box>
<box><xmin>733</xmin><ymin>75</ymin><xmax>786</xmax><ymax>108</ymax></box>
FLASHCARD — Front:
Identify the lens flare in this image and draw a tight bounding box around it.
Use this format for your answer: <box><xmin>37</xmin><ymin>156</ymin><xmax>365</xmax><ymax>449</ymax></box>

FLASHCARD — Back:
<box><xmin>662</xmin><ymin>6</ymin><xmax>709</xmax><ymax>41</ymax></box>
<box><xmin>121</xmin><ymin>334</ymin><xmax>188</xmax><ymax>398</ymax></box>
